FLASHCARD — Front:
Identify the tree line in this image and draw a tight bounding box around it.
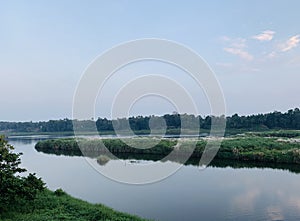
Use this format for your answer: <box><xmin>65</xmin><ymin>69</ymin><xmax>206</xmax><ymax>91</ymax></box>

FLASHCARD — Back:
<box><xmin>0</xmin><ymin>108</ymin><xmax>299</xmax><ymax>133</ymax></box>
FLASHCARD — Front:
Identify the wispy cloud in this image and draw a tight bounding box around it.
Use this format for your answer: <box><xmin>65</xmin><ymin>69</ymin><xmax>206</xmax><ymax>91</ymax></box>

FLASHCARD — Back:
<box><xmin>231</xmin><ymin>38</ymin><xmax>247</xmax><ymax>49</ymax></box>
<box><xmin>232</xmin><ymin>189</ymin><xmax>261</xmax><ymax>212</ymax></box>
<box><xmin>267</xmin><ymin>35</ymin><xmax>300</xmax><ymax>58</ymax></box>
<box><xmin>224</xmin><ymin>47</ymin><xmax>253</xmax><ymax>61</ymax></box>
<box><xmin>279</xmin><ymin>35</ymin><xmax>300</xmax><ymax>52</ymax></box>
<box><xmin>252</xmin><ymin>30</ymin><xmax>275</xmax><ymax>41</ymax></box>
<box><xmin>222</xmin><ymin>37</ymin><xmax>253</xmax><ymax>61</ymax></box>
<box><xmin>221</xmin><ymin>32</ymin><xmax>300</xmax><ymax>71</ymax></box>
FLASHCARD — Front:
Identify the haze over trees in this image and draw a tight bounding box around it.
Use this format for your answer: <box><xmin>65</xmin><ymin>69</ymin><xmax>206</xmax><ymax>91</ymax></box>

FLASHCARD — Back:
<box><xmin>0</xmin><ymin>108</ymin><xmax>299</xmax><ymax>133</ymax></box>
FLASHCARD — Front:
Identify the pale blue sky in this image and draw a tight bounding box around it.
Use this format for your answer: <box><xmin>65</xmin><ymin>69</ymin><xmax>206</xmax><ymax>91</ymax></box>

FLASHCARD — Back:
<box><xmin>1</xmin><ymin>0</ymin><xmax>299</xmax><ymax>121</ymax></box>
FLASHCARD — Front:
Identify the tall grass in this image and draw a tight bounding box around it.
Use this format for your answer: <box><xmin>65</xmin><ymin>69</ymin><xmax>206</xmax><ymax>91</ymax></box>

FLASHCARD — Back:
<box><xmin>35</xmin><ymin>135</ymin><xmax>300</xmax><ymax>165</ymax></box>
<box><xmin>1</xmin><ymin>189</ymin><xmax>148</xmax><ymax>221</ymax></box>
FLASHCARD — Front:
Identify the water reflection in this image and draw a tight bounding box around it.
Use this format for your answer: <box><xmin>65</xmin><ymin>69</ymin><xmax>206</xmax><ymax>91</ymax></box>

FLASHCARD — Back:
<box><xmin>8</xmin><ymin>135</ymin><xmax>72</xmax><ymax>144</ymax></box>
<box><xmin>35</xmin><ymin>147</ymin><xmax>300</xmax><ymax>174</ymax></box>
<box><xmin>266</xmin><ymin>206</ymin><xmax>284</xmax><ymax>221</ymax></box>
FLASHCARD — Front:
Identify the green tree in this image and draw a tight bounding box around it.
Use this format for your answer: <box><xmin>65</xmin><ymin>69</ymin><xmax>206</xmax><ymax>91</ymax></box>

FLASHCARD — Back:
<box><xmin>0</xmin><ymin>135</ymin><xmax>45</xmax><ymax>214</ymax></box>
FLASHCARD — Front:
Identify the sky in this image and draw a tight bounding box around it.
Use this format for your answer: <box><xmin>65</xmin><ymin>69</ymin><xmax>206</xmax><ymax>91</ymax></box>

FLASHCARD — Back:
<box><xmin>1</xmin><ymin>0</ymin><xmax>299</xmax><ymax>121</ymax></box>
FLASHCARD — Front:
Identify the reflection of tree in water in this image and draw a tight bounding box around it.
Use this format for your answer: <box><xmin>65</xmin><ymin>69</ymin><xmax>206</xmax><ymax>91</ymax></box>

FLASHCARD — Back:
<box><xmin>35</xmin><ymin>147</ymin><xmax>300</xmax><ymax>174</ymax></box>
<box><xmin>8</xmin><ymin>138</ymin><xmax>38</xmax><ymax>145</ymax></box>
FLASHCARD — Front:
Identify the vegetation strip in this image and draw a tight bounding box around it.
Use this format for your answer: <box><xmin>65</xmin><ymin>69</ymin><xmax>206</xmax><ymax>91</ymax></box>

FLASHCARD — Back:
<box><xmin>35</xmin><ymin>133</ymin><xmax>300</xmax><ymax>165</ymax></box>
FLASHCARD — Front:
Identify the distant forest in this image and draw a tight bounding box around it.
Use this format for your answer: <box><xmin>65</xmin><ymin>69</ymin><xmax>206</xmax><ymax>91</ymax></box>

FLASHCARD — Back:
<box><xmin>0</xmin><ymin>108</ymin><xmax>299</xmax><ymax>133</ymax></box>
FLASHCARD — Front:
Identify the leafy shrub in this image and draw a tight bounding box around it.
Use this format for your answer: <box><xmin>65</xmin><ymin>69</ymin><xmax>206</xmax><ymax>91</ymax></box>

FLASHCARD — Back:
<box><xmin>0</xmin><ymin>135</ymin><xmax>45</xmax><ymax>214</ymax></box>
<box><xmin>54</xmin><ymin>188</ymin><xmax>66</xmax><ymax>196</ymax></box>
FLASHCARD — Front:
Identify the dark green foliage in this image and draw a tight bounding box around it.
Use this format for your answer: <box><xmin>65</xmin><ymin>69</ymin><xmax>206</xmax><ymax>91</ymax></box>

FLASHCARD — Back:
<box><xmin>226</xmin><ymin>108</ymin><xmax>300</xmax><ymax>130</ymax></box>
<box><xmin>54</xmin><ymin>188</ymin><xmax>66</xmax><ymax>196</ymax></box>
<box><xmin>36</xmin><ymin>138</ymin><xmax>177</xmax><ymax>157</ymax></box>
<box><xmin>1</xmin><ymin>108</ymin><xmax>299</xmax><ymax>134</ymax></box>
<box><xmin>0</xmin><ymin>135</ymin><xmax>45</xmax><ymax>214</ymax></box>
<box><xmin>0</xmin><ymin>118</ymin><xmax>74</xmax><ymax>133</ymax></box>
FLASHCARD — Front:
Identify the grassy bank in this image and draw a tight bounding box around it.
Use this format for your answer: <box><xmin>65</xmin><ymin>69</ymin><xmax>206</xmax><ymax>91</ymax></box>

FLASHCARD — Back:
<box><xmin>35</xmin><ymin>133</ymin><xmax>300</xmax><ymax>165</ymax></box>
<box><xmin>1</xmin><ymin>188</ymin><xmax>147</xmax><ymax>221</ymax></box>
<box><xmin>36</xmin><ymin>138</ymin><xmax>177</xmax><ymax>157</ymax></box>
<box><xmin>246</xmin><ymin>130</ymin><xmax>300</xmax><ymax>138</ymax></box>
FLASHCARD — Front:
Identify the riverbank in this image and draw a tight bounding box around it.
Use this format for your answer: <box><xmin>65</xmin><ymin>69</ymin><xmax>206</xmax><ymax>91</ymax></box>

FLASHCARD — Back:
<box><xmin>6</xmin><ymin>128</ymin><xmax>297</xmax><ymax>137</ymax></box>
<box><xmin>1</xmin><ymin>188</ymin><xmax>148</xmax><ymax>221</ymax></box>
<box><xmin>35</xmin><ymin>132</ymin><xmax>300</xmax><ymax>165</ymax></box>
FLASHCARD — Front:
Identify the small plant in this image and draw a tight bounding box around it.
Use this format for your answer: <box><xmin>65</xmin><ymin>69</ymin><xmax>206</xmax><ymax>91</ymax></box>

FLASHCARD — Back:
<box><xmin>54</xmin><ymin>188</ymin><xmax>66</xmax><ymax>196</ymax></box>
<box><xmin>97</xmin><ymin>155</ymin><xmax>110</xmax><ymax>165</ymax></box>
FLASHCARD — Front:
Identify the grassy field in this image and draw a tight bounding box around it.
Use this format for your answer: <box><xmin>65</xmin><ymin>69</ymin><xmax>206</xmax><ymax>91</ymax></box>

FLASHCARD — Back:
<box><xmin>0</xmin><ymin>189</ymin><xmax>147</xmax><ymax>221</ymax></box>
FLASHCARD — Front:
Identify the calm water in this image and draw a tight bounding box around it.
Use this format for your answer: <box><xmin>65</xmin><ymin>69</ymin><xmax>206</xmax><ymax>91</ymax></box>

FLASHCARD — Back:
<box><xmin>8</xmin><ymin>137</ymin><xmax>300</xmax><ymax>221</ymax></box>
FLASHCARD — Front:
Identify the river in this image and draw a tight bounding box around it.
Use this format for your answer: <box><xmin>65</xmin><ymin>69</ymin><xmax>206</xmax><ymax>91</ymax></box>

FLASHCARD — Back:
<box><xmin>8</xmin><ymin>136</ymin><xmax>300</xmax><ymax>221</ymax></box>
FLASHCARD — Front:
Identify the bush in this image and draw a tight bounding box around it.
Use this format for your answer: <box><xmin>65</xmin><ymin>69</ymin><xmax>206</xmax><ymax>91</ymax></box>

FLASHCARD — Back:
<box><xmin>0</xmin><ymin>135</ymin><xmax>45</xmax><ymax>214</ymax></box>
<box><xmin>54</xmin><ymin>188</ymin><xmax>66</xmax><ymax>196</ymax></box>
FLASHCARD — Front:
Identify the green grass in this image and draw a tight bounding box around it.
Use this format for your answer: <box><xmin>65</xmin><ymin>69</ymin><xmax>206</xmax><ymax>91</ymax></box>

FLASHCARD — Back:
<box><xmin>35</xmin><ymin>138</ymin><xmax>177</xmax><ymax>158</ymax></box>
<box><xmin>0</xmin><ymin>189</ymin><xmax>148</xmax><ymax>221</ymax></box>
<box><xmin>35</xmin><ymin>131</ymin><xmax>300</xmax><ymax>165</ymax></box>
<box><xmin>216</xmin><ymin>136</ymin><xmax>300</xmax><ymax>163</ymax></box>
<box><xmin>246</xmin><ymin>130</ymin><xmax>300</xmax><ymax>138</ymax></box>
